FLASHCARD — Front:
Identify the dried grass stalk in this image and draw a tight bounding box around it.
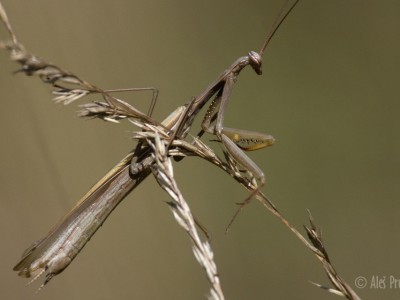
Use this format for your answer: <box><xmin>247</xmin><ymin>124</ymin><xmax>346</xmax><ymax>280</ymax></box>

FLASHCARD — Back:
<box><xmin>148</xmin><ymin>133</ymin><xmax>225</xmax><ymax>300</ymax></box>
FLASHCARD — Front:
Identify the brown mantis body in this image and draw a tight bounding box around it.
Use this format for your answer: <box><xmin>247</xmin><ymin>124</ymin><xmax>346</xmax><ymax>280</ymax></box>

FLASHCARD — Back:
<box><xmin>2</xmin><ymin>0</ymin><xmax>300</xmax><ymax>288</ymax></box>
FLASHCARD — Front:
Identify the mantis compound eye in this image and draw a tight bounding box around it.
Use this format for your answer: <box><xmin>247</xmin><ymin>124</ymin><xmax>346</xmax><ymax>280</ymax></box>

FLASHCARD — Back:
<box><xmin>248</xmin><ymin>51</ymin><xmax>262</xmax><ymax>75</ymax></box>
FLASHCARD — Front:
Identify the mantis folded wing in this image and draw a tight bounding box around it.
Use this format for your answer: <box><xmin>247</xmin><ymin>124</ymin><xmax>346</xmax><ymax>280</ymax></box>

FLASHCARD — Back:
<box><xmin>13</xmin><ymin>106</ymin><xmax>185</xmax><ymax>288</ymax></box>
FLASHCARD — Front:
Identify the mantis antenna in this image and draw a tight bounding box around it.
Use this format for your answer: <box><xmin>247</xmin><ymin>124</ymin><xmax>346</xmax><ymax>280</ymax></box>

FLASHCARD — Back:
<box><xmin>259</xmin><ymin>0</ymin><xmax>300</xmax><ymax>57</ymax></box>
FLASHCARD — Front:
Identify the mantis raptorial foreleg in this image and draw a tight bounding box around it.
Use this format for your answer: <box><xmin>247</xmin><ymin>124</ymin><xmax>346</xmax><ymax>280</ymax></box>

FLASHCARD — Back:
<box><xmin>197</xmin><ymin>71</ymin><xmax>276</xmax><ymax>231</ymax></box>
<box><xmin>201</xmin><ymin>77</ymin><xmax>275</xmax><ymax>203</ymax></box>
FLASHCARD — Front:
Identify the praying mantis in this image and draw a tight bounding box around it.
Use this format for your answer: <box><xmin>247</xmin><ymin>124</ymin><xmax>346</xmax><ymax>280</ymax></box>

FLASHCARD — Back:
<box><xmin>1</xmin><ymin>0</ymin><xmax>300</xmax><ymax>289</ymax></box>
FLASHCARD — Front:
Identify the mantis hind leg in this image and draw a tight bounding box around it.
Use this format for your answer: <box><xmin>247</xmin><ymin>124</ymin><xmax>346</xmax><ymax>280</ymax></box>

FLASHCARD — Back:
<box><xmin>101</xmin><ymin>87</ymin><xmax>159</xmax><ymax>117</ymax></box>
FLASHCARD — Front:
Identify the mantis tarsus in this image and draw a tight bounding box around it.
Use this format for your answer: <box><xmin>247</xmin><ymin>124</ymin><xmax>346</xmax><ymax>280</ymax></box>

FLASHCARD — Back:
<box><xmin>2</xmin><ymin>0</ymin><xmax>300</xmax><ymax>289</ymax></box>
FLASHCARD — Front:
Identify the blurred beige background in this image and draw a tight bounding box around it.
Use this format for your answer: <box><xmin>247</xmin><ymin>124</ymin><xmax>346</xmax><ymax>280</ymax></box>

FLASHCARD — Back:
<box><xmin>1</xmin><ymin>0</ymin><xmax>399</xmax><ymax>299</ymax></box>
